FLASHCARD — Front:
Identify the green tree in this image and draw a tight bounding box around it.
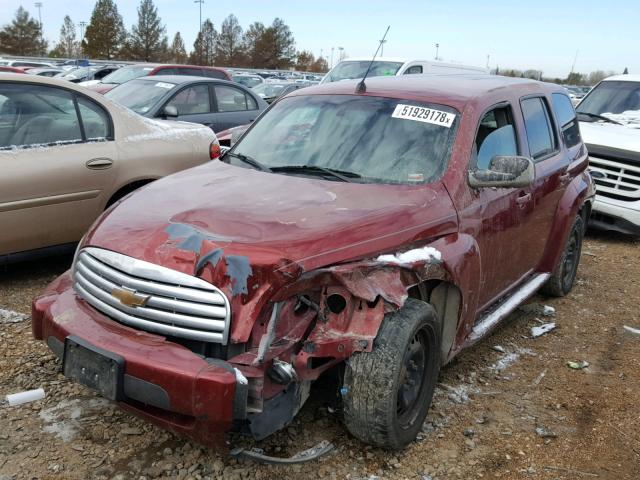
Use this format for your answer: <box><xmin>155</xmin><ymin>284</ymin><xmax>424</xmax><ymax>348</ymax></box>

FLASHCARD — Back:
<box><xmin>168</xmin><ymin>32</ymin><xmax>187</xmax><ymax>64</ymax></box>
<box><xmin>130</xmin><ymin>0</ymin><xmax>167</xmax><ymax>61</ymax></box>
<box><xmin>0</xmin><ymin>7</ymin><xmax>47</xmax><ymax>56</ymax></box>
<box><xmin>84</xmin><ymin>0</ymin><xmax>126</xmax><ymax>59</ymax></box>
<box><xmin>190</xmin><ymin>19</ymin><xmax>217</xmax><ymax>65</ymax></box>
<box><xmin>566</xmin><ymin>72</ymin><xmax>587</xmax><ymax>85</ymax></box>
<box><xmin>257</xmin><ymin>18</ymin><xmax>296</xmax><ymax>69</ymax></box>
<box><xmin>242</xmin><ymin>21</ymin><xmax>265</xmax><ymax>68</ymax></box>
<box><xmin>214</xmin><ymin>14</ymin><xmax>244</xmax><ymax>66</ymax></box>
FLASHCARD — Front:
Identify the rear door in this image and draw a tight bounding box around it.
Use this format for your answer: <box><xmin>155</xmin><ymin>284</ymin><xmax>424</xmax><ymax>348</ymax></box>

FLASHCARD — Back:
<box><xmin>211</xmin><ymin>84</ymin><xmax>260</xmax><ymax>132</ymax></box>
<box><xmin>0</xmin><ymin>82</ymin><xmax>117</xmax><ymax>256</ymax></box>
<box><xmin>517</xmin><ymin>95</ymin><xmax>572</xmax><ymax>271</ymax></box>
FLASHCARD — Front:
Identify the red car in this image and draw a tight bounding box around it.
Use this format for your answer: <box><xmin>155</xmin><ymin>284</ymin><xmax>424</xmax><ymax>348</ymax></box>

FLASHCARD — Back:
<box><xmin>0</xmin><ymin>66</ymin><xmax>26</xmax><ymax>74</ymax></box>
<box><xmin>33</xmin><ymin>75</ymin><xmax>594</xmax><ymax>449</ymax></box>
<box><xmin>85</xmin><ymin>63</ymin><xmax>231</xmax><ymax>94</ymax></box>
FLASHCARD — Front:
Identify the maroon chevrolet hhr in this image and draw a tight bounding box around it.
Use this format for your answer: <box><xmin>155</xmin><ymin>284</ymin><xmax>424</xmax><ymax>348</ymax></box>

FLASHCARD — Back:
<box><xmin>33</xmin><ymin>74</ymin><xmax>594</xmax><ymax>449</ymax></box>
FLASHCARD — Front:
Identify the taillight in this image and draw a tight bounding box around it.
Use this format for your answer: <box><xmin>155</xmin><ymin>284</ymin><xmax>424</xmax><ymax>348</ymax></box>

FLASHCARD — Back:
<box><xmin>209</xmin><ymin>142</ymin><xmax>221</xmax><ymax>160</ymax></box>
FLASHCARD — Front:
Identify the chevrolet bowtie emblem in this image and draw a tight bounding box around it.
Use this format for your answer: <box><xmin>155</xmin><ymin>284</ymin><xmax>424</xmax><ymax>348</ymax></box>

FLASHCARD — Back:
<box><xmin>111</xmin><ymin>286</ymin><xmax>150</xmax><ymax>308</ymax></box>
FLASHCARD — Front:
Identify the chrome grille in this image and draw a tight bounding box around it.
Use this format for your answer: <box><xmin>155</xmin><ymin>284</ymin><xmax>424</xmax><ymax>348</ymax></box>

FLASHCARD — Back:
<box><xmin>73</xmin><ymin>247</ymin><xmax>231</xmax><ymax>343</ymax></box>
<box><xmin>589</xmin><ymin>156</ymin><xmax>640</xmax><ymax>202</ymax></box>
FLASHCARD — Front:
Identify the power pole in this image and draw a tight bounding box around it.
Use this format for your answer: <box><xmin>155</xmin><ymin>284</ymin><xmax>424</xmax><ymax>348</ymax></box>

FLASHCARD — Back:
<box><xmin>194</xmin><ymin>0</ymin><xmax>204</xmax><ymax>35</ymax></box>
<box><xmin>435</xmin><ymin>43</ymin><xmax>439</xmax><ymax>61</ymax></box>
<box><xmin>338</xmin><ymin>46</ymin><xmax>344</xmax><ymax>62</ymax></box>
<box><xmin>569</xmin><ymin>49</ymin><xmax>579</xmax><ymax>78</ymax></box>
<box><xmin>330</xmin><ymin>47</ymin><xmax>334</xmax><ymax>69</ymax></box>
<box><xmin>379</xmin><ymin>38</ymin><xmax>387</xmax><ymax>57</ymax></box>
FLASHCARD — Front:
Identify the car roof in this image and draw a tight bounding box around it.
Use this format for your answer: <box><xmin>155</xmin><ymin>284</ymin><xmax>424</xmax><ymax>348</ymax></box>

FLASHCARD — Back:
<box><xmin>288</xmin><ymin>74</ymin><xmax>564</xmax><ymax>110</ymax></box>
<box><xmin>603</xmin><ymin>74</ymin><xmax>640</xmax><ymax>82</ymax></box>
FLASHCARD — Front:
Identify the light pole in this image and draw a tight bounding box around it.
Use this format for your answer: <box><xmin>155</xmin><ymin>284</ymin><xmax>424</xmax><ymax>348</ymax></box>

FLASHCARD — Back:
<box><xmin>434</xmin><ymin>43</ymin><xmax>439</xmax><ymax>61</ymax></box>
<box><xmin>330</xmin><ymin>47</ymin><xmax>334</xmax><ymax>69</ymax></box>
<box><xmin>34</xmin><ymin>2</ymin><xmax>43</xmax><ymax>53</ymax></box>
<box><xmin>379</xmin><ymin>39</ymin><xmax>387</xmax><ymax>57</ymax></box>
<box><xmin>194</xmin><ymin>0</ymin><xmax>204</xmax><ymax>35</ymax></box>
<box><xmin>78</xmin><ymin>21</ymin><xmax>86</xmax><ymax>57</ymax></box>
<box><xmin>338</xmin><ymin>46</ymin><xmax>344</xmax><ymax>62</ymax></box>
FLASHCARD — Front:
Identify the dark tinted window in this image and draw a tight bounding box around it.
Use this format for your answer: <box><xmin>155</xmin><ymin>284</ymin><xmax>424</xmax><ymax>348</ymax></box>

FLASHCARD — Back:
<box><xmin>153</xmin><ymin>68</ymin><xmax>175</xmax><ymax>75</ymax></box>
<box><xmin>552</xmin><ymin>93</ymin><xmax>581</xmax><ymax>148</ymax></box>
<box><xmin>521</xmin><ymin>97</ymin><xmax>555</xmax><ymax>160</ymax></box>
<box><xmin>474</xmin><ymin>106</ymin><xmax>518</xmax><ymax>169</ymax></box>
<box><xmin>166</xmin><ymin>84</ymin><xmax>210</xmax><ymax>114</ymax></box>
<box><xmin>202</xmin><ymin>69</ymin><xmax>228</xmax><ymax>80</ymax></box>
<box><xmin>0</xmin><ymin>84</ymin><xmax>82</xmax><ymax>148</ymax></box>
<box><xmin>178</xmin><ymin>67</ymin><xmax>203</xmax><ymax>76</ymax></box>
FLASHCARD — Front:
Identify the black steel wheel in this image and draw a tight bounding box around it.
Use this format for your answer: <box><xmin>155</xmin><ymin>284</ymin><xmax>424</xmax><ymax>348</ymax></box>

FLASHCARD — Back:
<box><xmin>542</xmin><ymin>214</ymin><xmax>585</xmax><ymax>297</ymax></box>
<box><xmin>342</xmin><ymin>299</ymin><xmax>441</xmax><ymax>449</ymax></box>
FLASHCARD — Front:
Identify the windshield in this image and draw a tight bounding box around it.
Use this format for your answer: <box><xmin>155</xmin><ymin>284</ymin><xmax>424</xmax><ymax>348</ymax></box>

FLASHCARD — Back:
<box><xmin>101</xmin><ymin>65</ymin><xmax>155</xmax><ymax>85</ymax></box>
<box><xmin>252</xmin><ymin>83</ymin><xmax>288</xmax><ymax>98</ymax></box>
<box><xmin>105</xmin><ymin>79</ymin><xmax>175</xmax><ymax>114</ymax></box>
<box><xmin>233</xmin><ymin>75</ymin><xmax>262</xmax><ymax>88</ymax></box>
<box><xmin>577</xmin><ymin>80</ymin><xmax>640</xmax><ymax>126</ymax></box>
<box><xmin>228</xmin><ymin>95</ymin><xmax>458</xmax><ymax>184</ymax></box>
<box><xmin>324</xmin><ymin>61</ymin><xmax>404</xmax><ymax>83</ymax></box>
<box><xmin>63</xmin><ymin>66</ymin><xmax>95</xmax><ymax>79</ymax></box>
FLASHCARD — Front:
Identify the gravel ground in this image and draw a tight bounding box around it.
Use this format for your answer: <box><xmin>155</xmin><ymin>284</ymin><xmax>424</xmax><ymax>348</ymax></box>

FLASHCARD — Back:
<box><xmin>1</xmin><ymin>230</ymin><xmax>639</xmax><ymax>480</ymax></box>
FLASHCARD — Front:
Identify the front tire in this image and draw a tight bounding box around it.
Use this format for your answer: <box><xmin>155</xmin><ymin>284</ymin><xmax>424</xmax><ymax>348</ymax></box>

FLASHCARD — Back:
<box><xmin>342</xmin><ymin>299</ymin><xmax>441</xmax><ymax>449</ymax></box>
<box><xmin>542</xmin><ymin>214</ymin><xmax>585</xmax><ymax>297</ymax></box>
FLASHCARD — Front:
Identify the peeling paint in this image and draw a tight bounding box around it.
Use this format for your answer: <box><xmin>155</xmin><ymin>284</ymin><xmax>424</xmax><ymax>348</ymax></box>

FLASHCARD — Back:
<box><xmin>196</xmin><ymin>248</ymin><xmax>224</xmax><ymax>273</ymax></box>
<box><xmin>165</xmin><ymin>222</ymin><xmax>231</xmax><ymax>254</ymax></box>
<box><xmin>225</xmin><ymin>255</ymin><xmax>253</xmax><ymax>296</ymax></box>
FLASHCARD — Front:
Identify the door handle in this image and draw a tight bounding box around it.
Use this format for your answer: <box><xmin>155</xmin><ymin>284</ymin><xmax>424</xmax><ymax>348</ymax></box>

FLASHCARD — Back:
<box><xmin>86</xmin><ymin>157</ymin><xmax>113</xmax><ymax>170</ymax></box>
<box><xmin>516</xmin><ymin>193</ymin><xmax>531</xmax><ymax>206</ymax></box>
<box><xmin>559</xmin><ymin>172</ymin><xmax>571</xmax><ymax>184</ymax></box>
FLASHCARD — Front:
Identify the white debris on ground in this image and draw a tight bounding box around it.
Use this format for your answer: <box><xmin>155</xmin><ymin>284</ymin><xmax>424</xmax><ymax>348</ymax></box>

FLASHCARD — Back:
<box><xmin>376</xmin><ymin>246</ymin><xmax>442</xmax><ymax>265</ymax></box>
<box><xmin>39</xmin><ymin>398</ymin><xmax>110</xmax><ymax>442</ymax></box>
<box><xmin>602</xmin><ymin>110</ymin><xmax>640</xmax><ymax>128</ymax></box>
<box><xmin>5</xmin><ymin>388</ymin><xmax>45</xmax><ymax>406</ymax></box>
<box><xmin>490</xmin><ymin>347</ymin><xmax>535</xmax><ymax>372</ymax></box>
<box><xmin>531</xmin><ymin>323</ymin><xmax>556</xmax><ymax>338</ymax></box>
<box><xmin>542</xmin><ymin>305</ymin><xmax>556</xmax><ymax>316</ymax></box>
<box><xmin>0</xmin><ymin>308</ymin><xmax>28</xmax><ymax>323</ymax></box>
<box><xmin>623</xmin><ymin>325</ymin><xmax>640</xmax><ymax>335</ymax></box>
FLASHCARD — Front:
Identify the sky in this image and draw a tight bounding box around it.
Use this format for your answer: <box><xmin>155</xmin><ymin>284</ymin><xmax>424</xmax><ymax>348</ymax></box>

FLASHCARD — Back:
<box><xmin>1</xmin><ymin>0</ymin><xmax>638</xmax><ymax>78</ymax></box>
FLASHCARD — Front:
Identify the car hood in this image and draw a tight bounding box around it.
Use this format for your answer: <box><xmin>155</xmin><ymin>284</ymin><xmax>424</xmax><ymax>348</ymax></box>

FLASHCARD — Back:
<box><xmin>84</xmin><ymin>162</ymin><xmax>457</xmax><ymax>288</ymax></box>
<box><xmin>580</xmin><ymin>121</ymin><xmax>640</xmax><ymax>152</ymax></box>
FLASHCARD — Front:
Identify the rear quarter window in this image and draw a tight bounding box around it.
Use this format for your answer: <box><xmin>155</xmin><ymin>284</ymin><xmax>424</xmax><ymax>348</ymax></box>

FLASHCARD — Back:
<box><xmin>551</xmin><ymin>93</ymin><xmax>581</xmax><ymax>149</ymax></box>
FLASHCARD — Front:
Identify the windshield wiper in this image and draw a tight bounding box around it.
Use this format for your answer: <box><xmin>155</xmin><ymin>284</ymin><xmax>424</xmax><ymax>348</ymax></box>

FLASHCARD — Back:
<box><xmin>270</xmin><ymin>165</ymin><xmax>362</xmax><ymax>182</ymax></box>
<box><xmin>577</xmin><ymin>111</ymin><xmax>623</xmax><ymax>125</ymax></box>
<box><xmin>225</xmin><ymin>152</ymin><xmax>272</xmax><ymax>172</ymax></box>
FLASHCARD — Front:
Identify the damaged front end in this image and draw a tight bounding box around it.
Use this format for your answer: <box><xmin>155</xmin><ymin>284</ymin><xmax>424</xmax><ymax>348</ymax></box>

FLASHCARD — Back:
<box><xmin>33</xmin><ymin>217</ymin><xmax>450</xmax><ymax>447</ymax></box>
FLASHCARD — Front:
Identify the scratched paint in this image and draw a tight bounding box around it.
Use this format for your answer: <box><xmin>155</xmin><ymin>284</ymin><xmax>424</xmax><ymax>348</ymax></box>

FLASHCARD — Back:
<box><xmin>225</xmin><ymin>255</ymin><xmax>253</xmax><ymax>295</ymax></box>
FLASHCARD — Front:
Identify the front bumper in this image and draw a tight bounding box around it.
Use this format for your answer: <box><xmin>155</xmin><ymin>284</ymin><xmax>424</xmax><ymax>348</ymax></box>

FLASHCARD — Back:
<box><xmin>32</xmin><ymin>271</ymin><xmax>245</xmax><ymax>447</ymax></box>
<box><xmin>590</xmin><ymin>196</ymin><xmax>640</xmax><ymax>236</ymax></box>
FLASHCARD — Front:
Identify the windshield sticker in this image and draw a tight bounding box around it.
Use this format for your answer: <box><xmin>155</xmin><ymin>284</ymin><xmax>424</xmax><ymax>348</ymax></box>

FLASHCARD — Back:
<box><xmin>143</xmin><ymin>67</ymin><xmax>154</xmax><ymax>71</ymax></box>
<box><xmin>155</xmin><ymin>82</ymin><xmax>174</xmax><ymax>89</ymax></box>
<box><xmin>407</xmin><ymin>173</ymin><xmax>424</xmax><ymax>182</ymax></box>
<box><xmin>392</xmin><ymin>104</ymin><xmax>456</xmax><ymax>128</ymax></box>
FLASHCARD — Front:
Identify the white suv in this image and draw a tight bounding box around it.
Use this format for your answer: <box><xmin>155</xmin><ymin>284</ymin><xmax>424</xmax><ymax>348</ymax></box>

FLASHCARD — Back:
<box><xmin>576</xmin><ymin>74</ymin><xmax>640</xmax><ymax>235</ymax></box>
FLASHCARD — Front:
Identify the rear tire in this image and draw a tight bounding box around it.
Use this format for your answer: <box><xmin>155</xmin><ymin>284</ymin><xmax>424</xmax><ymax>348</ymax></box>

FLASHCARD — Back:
<box><xmin>541</xmin><ymin>214</ymin><xmax>584</xmax><ymax>297</ymax></box>
<box><xmin>342</xmin><ymin>298</ymin><xmax>441</xmax><ymax>449</ymax></box>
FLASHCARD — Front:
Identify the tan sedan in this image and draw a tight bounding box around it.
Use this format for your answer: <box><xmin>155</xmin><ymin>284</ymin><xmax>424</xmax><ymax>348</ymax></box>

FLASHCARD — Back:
<box><xmin>0</xmin><ymin>73</ymin><xmax>218</xmax><ymax>263</ymax></box>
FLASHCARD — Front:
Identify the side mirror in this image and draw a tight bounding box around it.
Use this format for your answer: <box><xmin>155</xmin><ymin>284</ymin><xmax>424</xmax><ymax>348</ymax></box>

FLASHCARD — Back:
<box><xmin>162</xmin><ymin>105</ymin><xmax>179</xmax><ymax>118</ymax></box>
<box><xmin>468</xmin><ymin>155</ymin><xmax>535</xmax><ymax>188</ymax></box>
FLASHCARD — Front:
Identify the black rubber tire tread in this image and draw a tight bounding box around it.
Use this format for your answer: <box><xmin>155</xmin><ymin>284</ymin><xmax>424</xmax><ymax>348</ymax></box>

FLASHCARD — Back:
<box><xmin>343</xmin><ymin>298</ymin><xmax>441</xmax><ymax>449</ymax></box>
<box><xmin>541</xmin><ymin>214</ymin><xmax>585</xmax><ymax>297</ymax></box>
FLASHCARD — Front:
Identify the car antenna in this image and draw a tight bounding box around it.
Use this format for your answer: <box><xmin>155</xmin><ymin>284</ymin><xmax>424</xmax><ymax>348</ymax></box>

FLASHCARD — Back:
<box><xmin>356</xmin><ymin>25</ymin><xmax>390</xmax><ymax>94</ymax></box>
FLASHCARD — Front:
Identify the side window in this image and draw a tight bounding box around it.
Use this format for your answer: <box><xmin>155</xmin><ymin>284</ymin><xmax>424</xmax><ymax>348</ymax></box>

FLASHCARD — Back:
<box><xmin>0</xmin><ymin>84</ymin><xmax>82</xmax><ymax>148</ymax></box>
<box><xmin>551</xmin><ymin>93</ymin><xmax>581</xmax><ymax>148</ymax></box>
<box><xmin>404</xmin><ymin>65</ymin><xmax>423</xmax><ymax>75</ymax></box>
<box><xmin>246</xmin><ymin>93</ymin><xmax>258</xmax><ymax>110</ymax></box>
<box><xmin>520</xmin><ymin>97</ymin><xmax>556</xmax><ymax>160</ymax></box>
<box><xmin>154</xmin><ymin>68</ymin><xmax>174</xmax><ymax>75</ymax></box>
<box><xmin>178</xmin><ymin>67</ymin><xmax>204</xmax><ymax>76</ymax></box>
<box><xmin>165</xmin><ymin>85</ymin><xmax>210</xmax><ymax>115</ymax></box>
<box><xmin>215</xmin><ymin>85</ymin><xmax>250</xmax><ymax>112</ymax></box>
<box><xmin>474</xmin><ymin>105</ymin><xmax>518</xmax><ymax>170</ymax></box>
<box><xmin>77</xmin><ymin>97</ymin><xmax>110</xmax><ymax>140</ymax></box>
<box><xmin>202</xmin><ymin>69</ymin><xmax>227</xmax><ymax>80</ymax></box>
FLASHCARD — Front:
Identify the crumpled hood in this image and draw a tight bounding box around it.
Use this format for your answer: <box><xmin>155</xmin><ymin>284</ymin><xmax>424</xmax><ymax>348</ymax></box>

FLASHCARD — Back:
<box><xmin>84</xmin><ymin>162</ymin><xmax>457</xmax><ymax>291</ymax></box>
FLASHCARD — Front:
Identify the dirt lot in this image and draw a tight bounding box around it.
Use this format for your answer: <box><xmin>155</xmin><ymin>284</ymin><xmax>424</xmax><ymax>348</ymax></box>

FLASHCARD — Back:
<box><xmin>1</xmin><ymin>230</ymin><xmax>639</xmax><ymax>480</ymax></box>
